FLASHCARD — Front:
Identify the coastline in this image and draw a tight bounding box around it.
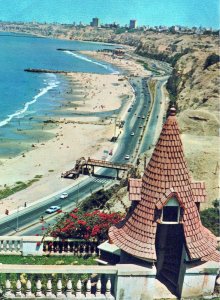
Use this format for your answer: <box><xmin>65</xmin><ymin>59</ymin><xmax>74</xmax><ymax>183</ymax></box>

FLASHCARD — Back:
<box><xmin>0</xmin><ymin>61</ymin><xmax>143</xmax><ymax>216</ymax></box>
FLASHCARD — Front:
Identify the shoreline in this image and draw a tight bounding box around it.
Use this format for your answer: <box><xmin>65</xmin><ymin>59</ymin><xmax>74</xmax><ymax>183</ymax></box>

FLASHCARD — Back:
<box><xmin>0</xmin><ymin>61</ymin><xmax>141</xmax><ymax>216</ymax></box>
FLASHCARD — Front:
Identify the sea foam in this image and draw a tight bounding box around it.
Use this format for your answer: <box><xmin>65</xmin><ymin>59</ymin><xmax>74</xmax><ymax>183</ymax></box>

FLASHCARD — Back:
<box><xmin>0</xmin><ymin>76</ymin><xmax>59</xmax><ymax>128</ymax></box>
<box><xmin>64</xmin><ymin>51</ymin><xmax>119</xmax><ymax>74</ymax></box>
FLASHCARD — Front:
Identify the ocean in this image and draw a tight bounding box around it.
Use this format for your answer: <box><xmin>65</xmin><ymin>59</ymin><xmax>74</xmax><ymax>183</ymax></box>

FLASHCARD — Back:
<box><xmin>0</xmin><ymin>32</ymin><xmax>118</xmax><ymax>158</ymax></box>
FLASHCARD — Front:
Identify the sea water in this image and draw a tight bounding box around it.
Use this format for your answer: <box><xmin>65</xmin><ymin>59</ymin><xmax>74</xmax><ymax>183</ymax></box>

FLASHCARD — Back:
<box><xmin>0</xmin><ymin>32</ymin><xmax>118</xmax><ymax>158</ymax></box>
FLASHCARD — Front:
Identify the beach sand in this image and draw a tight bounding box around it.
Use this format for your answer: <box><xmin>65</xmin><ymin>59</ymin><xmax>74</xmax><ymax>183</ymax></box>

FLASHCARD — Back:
<box><xmin>0</xmin><ymin>72</ymin><xmax>134</xmax><ymax>216</ymax></box>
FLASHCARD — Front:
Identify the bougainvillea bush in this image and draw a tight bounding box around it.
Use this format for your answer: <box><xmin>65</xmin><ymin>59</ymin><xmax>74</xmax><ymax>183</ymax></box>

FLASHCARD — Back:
<box><xmin>47</xmin><ymin>208</ymin><xmax>123</xmax><ymax>242</ymax></box>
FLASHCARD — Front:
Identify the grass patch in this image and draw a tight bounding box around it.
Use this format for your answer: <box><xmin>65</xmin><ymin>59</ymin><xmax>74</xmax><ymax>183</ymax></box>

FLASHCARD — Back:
<box><xmin>148</xmin><ymin>79</ymin><xmax>156</xmax><ymax>101</ymax></box>
<box><xmin>0</xmin><ymin>177</ymin><xmax>42</xmax><ymax>200</ymax></box>
<box><xmin>0</xmin><ymin>255</ymin><xmax>97</xmax><ymax>265</ymax></box>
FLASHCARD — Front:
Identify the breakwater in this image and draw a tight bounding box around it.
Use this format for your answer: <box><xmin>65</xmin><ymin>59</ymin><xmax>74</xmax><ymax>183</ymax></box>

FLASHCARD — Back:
<box><xmin>24</xmin><ymin>68</ymin><xmax>69</xmax><ymax>74</ymax></box>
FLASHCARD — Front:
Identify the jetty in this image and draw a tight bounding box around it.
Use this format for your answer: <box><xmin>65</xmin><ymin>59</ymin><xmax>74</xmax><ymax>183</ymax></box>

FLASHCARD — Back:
<box><xmin>61</xmin><ymin>157</ymin><xmax>133</xmax><ymax>179</ymax></box>
<box><xmin>24</xmin><ymin>68</ymin><xmax>69</xmax><ymax>74</ymax></box>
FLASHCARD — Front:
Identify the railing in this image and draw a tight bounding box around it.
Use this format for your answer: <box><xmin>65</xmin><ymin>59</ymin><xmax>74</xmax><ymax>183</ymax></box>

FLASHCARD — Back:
<box><xmin>87</xmin><ymin>158</ymin><xmax>132</xmax><ymax>170</ymax></box>
<box><xmin>0</xmin><ymin>263</ymin><xmax>219</xmax><ymax>299</ymax></box>
<box><xmin>0</xmin><ymin>265</ymin><xmax>117</xmax><ymax>299</ymax></box>
<box><xmin>0</xmin><ymin>236</ymin><xmax>100</xmax><ymax>257</ymax></box>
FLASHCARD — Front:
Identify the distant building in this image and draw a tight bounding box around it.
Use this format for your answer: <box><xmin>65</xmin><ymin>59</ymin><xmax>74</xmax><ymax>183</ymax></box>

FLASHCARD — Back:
<box><xmin>129</xmin><ymin>19</ymin><xmax>137</xmax><ymax>29</ymax></box>
<box><xmin>91</xmin><ymin>17</ymin><xmax>100</xmax><ymax>27</ymax></box>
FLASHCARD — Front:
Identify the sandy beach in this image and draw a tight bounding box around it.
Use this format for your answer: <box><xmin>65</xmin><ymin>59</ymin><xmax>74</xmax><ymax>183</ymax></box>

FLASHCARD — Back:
<box><xmin>0</xmin><ymin>69</ymin><xmax>137</xmax><ymax>216</ymax></box>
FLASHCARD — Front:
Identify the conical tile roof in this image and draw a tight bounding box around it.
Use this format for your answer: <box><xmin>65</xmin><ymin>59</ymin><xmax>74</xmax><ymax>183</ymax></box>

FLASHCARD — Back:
<box><xmin>109</xmin><ymin>107</ymin><xmax>219</xmax><ymax>262</ymax></box>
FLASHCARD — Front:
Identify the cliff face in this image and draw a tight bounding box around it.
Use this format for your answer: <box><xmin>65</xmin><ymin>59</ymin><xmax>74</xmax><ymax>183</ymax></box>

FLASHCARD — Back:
<box><xmin>135</xmin><ymin>33</ymin><xmax>219</xmax><ymax>136</ymax></box>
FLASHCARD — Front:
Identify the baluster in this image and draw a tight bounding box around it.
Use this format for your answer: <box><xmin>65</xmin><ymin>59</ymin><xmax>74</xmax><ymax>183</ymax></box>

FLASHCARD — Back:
<box><xmin>92</xmin><ymin>244</ymin><xmax>96</xmax><ymax>257</ymax></box>
<box><xmin>5</xmin><ymin>275</ymin><xmax>13</xmax><ymax>298</ymax></box>
<box><xmin>50</xmin><ymin>241</ymin><xmax>54</xmax><ymax>254</ymax></box>
<box><xmin>98</xmin><ymin>248</ymin><xmax>101</xmax><ymax>258</ymax></box>
<box><xmin>26</xmin><ymin>275</ymin><xmax>33</xmax><ymax>297</ymax></box>
<box><xmin>88</xmin><ymin>244</ymin><xmax>91</xmax><ymax>256</ymax></box>
<box><xmin>57</xmin><ymin>276</ymin><xmax>63</xmax><ymax>298</ymax></box>
<box><xmin>14</xmin><ymin>240</ymin><xmax>18</xmax><ymax>254</ymax></box>
<box><xmin>11</xmin><ymin>241</ymin><xmax>17</xmax><ymax>254</ymax></box>
<box><xmin>16</xmin><ymin>274</ymin><xmax>23</xmax><ymax>297</ymax></box>
<box><xmin>66</xmin><ymin>277</ymin><xmax>73</xmax><ymax>298</ymax></box>
<box><xmin>73</xmin><ymin>242</ymin><xmax>77</xmax><ymax>255</ymax></box>
<box><xmin>2</xmin><ymin>240</ymin><xmax>6</xmax><ymax>254</ymax></box>
<box><xmin>36</xmin><ymin>276</ymin><xmax>43</xmax><ymax>297</ymax></box>
<box><xmin>17</xmin><ymin>240</ymin><xmax>21</xmax><ymax>254</ymax></box>
<box><xmin>77</xmin><ymin>243</ymin><xmax>81</xmax><ymax>256</ymax></box>
<box><xmin>76</xmin><ymin>279</ymin><xmax>84</xmax><ymax>298</ymax></box>
<box><xmin>63</xmin><ymin>241</ymin><xmax>67</xmax><ymax>254</ymax></box>
<box><xmin>46</xmin><ymin>275</ymin><xmax>54</xmax><ymax>297</ymax></box>
<box><xmin>67</xmin><ymin>241</ymin><xmax>71</xmax><ymax>255</ymax></box>
<box><xmin>6</xmin><ymin>240</ymin><xmax>10</xmax><ymax>253</ymax></box>
<box><xmin>82</xmin><ymin>244</ymin><xmax>86</xmax><ymax>257</ymax></box>
<box><xmin>86</xmin><ymin>277</ymin><xmax>92</xmax><ymax>297</ymax></box>
<box><xmin>105</xmin><ymin>277</ymin><xmax>112</xmax><ymax>297</ymax></box>
<box><xmin>96</xmin><ymin>276</ymin><xmax>102</xmax><ymax>296</ymax></box>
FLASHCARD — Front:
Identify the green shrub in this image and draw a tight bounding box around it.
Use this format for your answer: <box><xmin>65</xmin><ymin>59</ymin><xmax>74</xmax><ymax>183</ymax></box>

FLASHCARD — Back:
<box><xmin>200</xmin><ymin>200</ymin><xmax>220</xmax><ymax>236</ymax></box>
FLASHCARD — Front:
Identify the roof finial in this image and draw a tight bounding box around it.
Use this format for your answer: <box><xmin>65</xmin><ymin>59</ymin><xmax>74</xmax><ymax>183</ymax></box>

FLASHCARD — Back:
<box><xmin>170</xmin><ymin>106</ymin><xmax>176</xmax><ymax>116</ymax></box>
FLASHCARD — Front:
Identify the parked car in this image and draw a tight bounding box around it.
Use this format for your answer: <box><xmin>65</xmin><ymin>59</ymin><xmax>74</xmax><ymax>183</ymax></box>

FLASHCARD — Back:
<box><xmin>60</xmin><ymin>192</ymin><xmax>68</xmax><ymax>199</ymax></box>
<box><xmin>124</xmin><ymin>155</ymin><xmax>130</xmax><ymax>160</ymax></box>
<box><xmin>45</xmin><ymin>206</ymin><xmax>61</xmax><ymax>214</ymax></box>
<box><xmin>139</xmin><ymin>125</ymin><xmax>143</xmax><ymax>128</ymax></box>
<box><xmin>130</xmin><ymin>132</ymin><xmax>135</xmax><ymax>136</ymax></box>
<box><xmin>142</xmin><ymin>116</ymin><xmax>145</xmax><ymax>119</ymax></box>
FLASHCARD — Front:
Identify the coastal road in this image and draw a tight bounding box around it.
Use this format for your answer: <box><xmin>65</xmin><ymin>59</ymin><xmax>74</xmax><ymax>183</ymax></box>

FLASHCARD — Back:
<box><xmin>0</xmin><ymin>75</ymin><xmax>166</xmax><ymax>236</ymax></box>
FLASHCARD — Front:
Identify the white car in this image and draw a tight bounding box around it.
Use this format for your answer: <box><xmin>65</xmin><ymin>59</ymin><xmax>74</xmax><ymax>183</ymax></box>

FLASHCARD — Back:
<box><xmin>60</xmin><ymin>192</ymin><xmax>68</xmax><ymax>199</ymax></box>
<box><xmin>130</xmin><ymin>132</ymin><xmax>135</xmax><ymax>136</ymax></box>
<box><xmin>45</xmin><ymin>206</ymin><xmax>61</xmax><ymax>214</ymax></box>
<box><xmin>124</xmin><ymin>155</ymin><xmax>130</xmax><ymax>160</ymax></box>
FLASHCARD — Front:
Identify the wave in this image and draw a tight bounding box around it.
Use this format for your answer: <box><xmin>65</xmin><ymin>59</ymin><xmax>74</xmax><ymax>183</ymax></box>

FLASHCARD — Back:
<box><xmin>64</xmin><ymin>51</ymin><xmax>119</xmax><ymax>74</ymax></box>
<box><xmin>0</xmin><ymin>77</ymin><xmax>59</xmax><ymax>128</ymax></box>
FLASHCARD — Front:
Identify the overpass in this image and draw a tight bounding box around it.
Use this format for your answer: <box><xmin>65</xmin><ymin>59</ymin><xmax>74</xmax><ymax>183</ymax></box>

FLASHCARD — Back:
<box><xmin>61</xmin><ymin>157</ymin><xmax>133</xmax><ymax>179</ymax></box>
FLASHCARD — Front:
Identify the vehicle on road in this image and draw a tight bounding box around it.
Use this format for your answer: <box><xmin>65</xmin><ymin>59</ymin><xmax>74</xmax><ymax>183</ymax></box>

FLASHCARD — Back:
<box><xmin>130</xmin><ymin>132</ymin><xmax>135</xmax><ymax>136</ymax></box>
<box><xmin>124</xmin><ymin>155</ymin><xmax>130</xmax><ymax>160</ymax></box>
<box><xmin>60</xmin><ymin>192</ymin><xmax>68</xmax><ymax>199</ymax></box>
<box><xmin>45</xmin><ymin>206</ymin><xmax>61</xmax><ymax>214</ymax></box>
<box><xmin>139</xmin><ymin>125</ymin><xmax>143</xmax><ymax>128</ymax></box>
<box><xmin>138</xmin><ymin>116</ymin><xmax>141</xmax><ymax>118</ymax></box>
<box><xmin>142</xmin><ymin>116</ymin><xmax>145</xmax><ymax>119</ymax></box>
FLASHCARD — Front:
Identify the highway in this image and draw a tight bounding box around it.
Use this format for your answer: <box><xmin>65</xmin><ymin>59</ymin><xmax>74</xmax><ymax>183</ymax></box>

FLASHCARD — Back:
<box><xmin>0</xmin><ymin>73</ymin><xmax>168</xmax><ymax>236</ymax></box>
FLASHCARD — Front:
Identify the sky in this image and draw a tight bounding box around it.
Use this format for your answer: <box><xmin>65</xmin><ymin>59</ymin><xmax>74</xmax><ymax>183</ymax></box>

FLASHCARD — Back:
<box><xmin>0</xmin><ymin>0</ymin><xmax>219</xmax><ymax>28</ymax></box>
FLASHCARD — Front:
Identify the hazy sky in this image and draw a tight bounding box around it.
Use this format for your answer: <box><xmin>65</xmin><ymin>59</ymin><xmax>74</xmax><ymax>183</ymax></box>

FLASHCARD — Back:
<box><xmin>0</xmin><ymin>0</ymin><xmax>219</xmax><ymax>28</ymax></box>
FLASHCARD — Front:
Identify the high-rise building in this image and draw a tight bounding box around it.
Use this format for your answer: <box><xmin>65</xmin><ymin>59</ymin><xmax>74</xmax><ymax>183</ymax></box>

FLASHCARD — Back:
<box><xmin>91</xmin><ymin>17</ymin><xmax>100</xmax><ymax>27</ymax></box>
<box><xmin>129</xmin><ymin>19</ymin><xmax>137</xmax><ymax>29</ymax></box>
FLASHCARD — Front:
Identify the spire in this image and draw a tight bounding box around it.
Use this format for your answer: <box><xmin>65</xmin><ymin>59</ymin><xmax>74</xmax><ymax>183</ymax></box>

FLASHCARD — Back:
<box><xmin>109</xmin><ymin>108</ymin><xmax>219</xmax><ymax>262</ymax></box>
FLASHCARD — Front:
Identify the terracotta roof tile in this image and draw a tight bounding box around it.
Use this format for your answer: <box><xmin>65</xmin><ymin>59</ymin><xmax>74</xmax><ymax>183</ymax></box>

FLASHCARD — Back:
<box><xmin>109</xmin><ymin>108</ymin><xmax>219</xmax><ymax>262</ymax></box>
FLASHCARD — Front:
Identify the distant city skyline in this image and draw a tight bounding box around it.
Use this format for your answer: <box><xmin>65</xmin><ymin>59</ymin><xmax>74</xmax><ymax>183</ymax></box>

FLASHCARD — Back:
<box><xmin>0</xmin><ymin>0</ymin><xmax>219</xmax><ymax>29</ymax></box>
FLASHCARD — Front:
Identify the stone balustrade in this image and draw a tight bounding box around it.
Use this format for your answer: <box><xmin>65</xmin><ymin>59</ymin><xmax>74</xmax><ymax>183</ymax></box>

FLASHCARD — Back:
<box><xmin>0</xmin><ymin>236</ymin><xmax>100</xmax><ymax>257</ymax></box>
<box><xmin>0</xmin><ymin>262</ymin><xmax>219</xmax><ymax>299</ymax></box>
<box><xmin>0</xmin><ymin>264</ymin><xmax>117</xmax><ymax>299</ymax></box>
